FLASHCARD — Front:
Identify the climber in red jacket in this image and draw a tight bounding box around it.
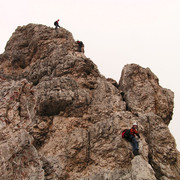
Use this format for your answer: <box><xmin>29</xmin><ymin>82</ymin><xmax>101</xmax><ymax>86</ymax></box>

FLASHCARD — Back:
<box><xmin>122</xmin><ymin>122</ymin><xmax>140</xmax><ymax>156</ymax></box>
<box><xmin>130</xmin><ymin>122</ymin><xmax>140</xmax><ymax>155</ymax></box>
<box><xmin>54</xmin><ymin>19</ymin><xmax>60</xmax><ymax>29</ymax></box>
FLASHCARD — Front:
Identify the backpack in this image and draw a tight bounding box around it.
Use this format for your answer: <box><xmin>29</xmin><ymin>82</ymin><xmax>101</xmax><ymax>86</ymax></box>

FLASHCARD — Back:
<box><xmin>54</xmin><ymin>21</ymin><xmax>57</xmax><ymax>26</ymax></box>
<box><xmin>122</xmin><ymin>129</ymin><xmax>131</xmax><ymax>139</ymax></box>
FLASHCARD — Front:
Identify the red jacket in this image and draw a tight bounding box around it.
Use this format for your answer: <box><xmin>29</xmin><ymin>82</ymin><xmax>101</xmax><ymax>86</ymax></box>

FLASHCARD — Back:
<box><xmin>130</xmin><ymin>127</ymin><xmax>140</xmax><ymax>138</ymax></box>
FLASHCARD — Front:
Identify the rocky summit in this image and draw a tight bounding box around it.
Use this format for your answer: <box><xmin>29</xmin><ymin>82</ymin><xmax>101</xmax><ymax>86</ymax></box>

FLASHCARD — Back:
<box><xmin>0</xmin><ymin>24</ymin><xmax>179</xmax><ymax>180</ymax></box>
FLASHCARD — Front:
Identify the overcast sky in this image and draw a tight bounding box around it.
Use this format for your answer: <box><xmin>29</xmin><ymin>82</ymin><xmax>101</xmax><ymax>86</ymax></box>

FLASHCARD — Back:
<box><xmin>0</xmin><ymin>0</ymin><xmax>180</xmax><ymax>150</ymax></box>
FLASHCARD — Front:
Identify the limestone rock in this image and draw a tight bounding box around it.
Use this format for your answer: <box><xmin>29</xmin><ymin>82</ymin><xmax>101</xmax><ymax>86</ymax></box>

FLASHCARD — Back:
<box><xmin>0</xmin><ymin>130</ymin><xmax>44</xmax><ymax>180</ymax></box>
<box><xmin>131</xmin><ymin>155</ymin><xmax>156</xmax><ymax>180</ymax></box>
<box><xmin>0</xmin><ymin>24</ymin><xmax>179</xmax><ymax>179</ymax></box>
<box><xmin>119</xmin><ymin>64</ymin><xmax>174</xmax><ymax>125</ymax></box>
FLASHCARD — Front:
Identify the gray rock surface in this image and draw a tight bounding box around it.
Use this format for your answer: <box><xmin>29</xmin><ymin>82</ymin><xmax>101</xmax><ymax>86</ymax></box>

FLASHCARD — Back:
<box><xmin>131</xmin><ymin>155</ymin><xmax>156</xmax><ymax>180</ymax></box>
<box><xmin>0</xmin><ymin>24</ymin><xmax>179</xmax><ymax>179</ymax></box>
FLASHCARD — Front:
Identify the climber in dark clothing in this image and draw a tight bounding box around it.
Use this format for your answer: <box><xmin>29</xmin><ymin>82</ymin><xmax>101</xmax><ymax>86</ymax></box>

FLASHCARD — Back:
<box><xmin>122</xmin><ymin>122</ymin><xmax>140</xmax><ymax>156</ymax></box>
<box><xmin>54</xmin><ymin>19</ymin><xmax>60</xmax><ymax>29</ymax></box>
<box><xmin>76</xmin><ymin>40</ymin><xmax>84</xmax><ymax>53</ymax></box>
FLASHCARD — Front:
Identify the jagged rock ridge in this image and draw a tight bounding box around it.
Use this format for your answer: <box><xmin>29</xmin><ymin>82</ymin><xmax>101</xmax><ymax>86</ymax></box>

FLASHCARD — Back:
<box><xmin>0</xmin><ymin>24</ymin><xmax>179</xmax><ymax>180</ymax></box>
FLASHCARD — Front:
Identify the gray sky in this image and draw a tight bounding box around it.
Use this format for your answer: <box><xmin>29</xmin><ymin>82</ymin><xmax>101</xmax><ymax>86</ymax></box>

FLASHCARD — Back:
<box><xmin>1</xmin><ymin>0</ymin><xmax>180</xmax><ymax>150</ymax></box>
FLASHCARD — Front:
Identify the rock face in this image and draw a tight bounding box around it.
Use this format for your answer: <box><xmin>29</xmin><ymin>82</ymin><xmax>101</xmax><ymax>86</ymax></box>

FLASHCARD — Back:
<box><xmin>0</xmin><ymin>24</ymin><xmax>179</xmax><ymax>180</ymax></box>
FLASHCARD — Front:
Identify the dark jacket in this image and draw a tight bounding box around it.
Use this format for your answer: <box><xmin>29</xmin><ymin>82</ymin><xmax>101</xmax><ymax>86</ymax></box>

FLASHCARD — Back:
<box><xmin>77</xmin><ymin>41</ymin><xmax>84</xmax><ymax>47</ymax></box>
